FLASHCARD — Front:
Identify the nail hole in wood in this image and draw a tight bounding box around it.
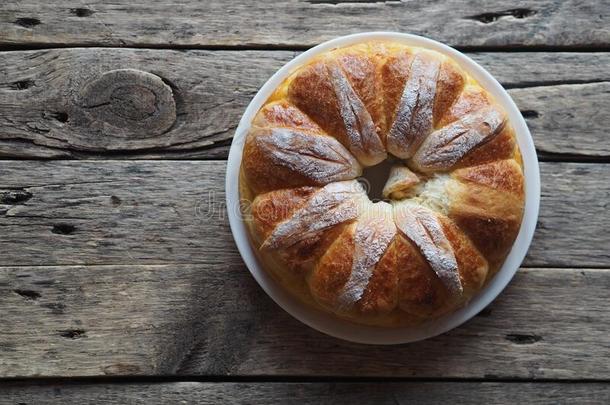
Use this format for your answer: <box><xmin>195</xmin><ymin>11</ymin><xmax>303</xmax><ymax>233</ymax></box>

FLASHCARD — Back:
<box><xmin>9</xmin><ymin>79</ymin><xmax>34</xmax><ymax>90</ymax></box>
<box><xmin>52</xmin><ymin>223</ymin><xmax>76</xmax><ymax>235</ymax></box>
<box><xmin>477</xmin><ymin>307</ymin><xmax>493</xmax><ymax>317</ymax></box>
<box><xmin>50</xmin><ymin>111</ymin><xmax>69</xmax><ymax>123</ymax></box>
<box><xmin>0</xmin><ymin>190</ymin><xmax>32</xmax><ymax>204</ymax></box>
<box><xmin>505</xmin><ymin>333</ymin><xmax>542</xmax><ymax>345</ymax></box>
<box><xmin>58</xmin><ymin>329</ymin><xmax>87</xmax><ymax>339</ymax></box>
<box><xmin>110</xmin><ymin>196</ymin><xmax>122</xmax><ymax>206</ymax></box>
<box><xmin>520</xmin><ymin>110</ymin><xmax>539</xmax><ymax>119</ymax></box>
<box><xmin>70</xmin><ymin>8</ymin><xmax>94</xmax><ymax>17</ymax></box>
<box><xmin>14</xmin><ymin>17</ymin><xmax>41</xmax><ymax>28</ymax></box>
<box><xmin>13</xmin><ymin>289</ymin><xmax>41</xmax><ymax>300</ymax></box>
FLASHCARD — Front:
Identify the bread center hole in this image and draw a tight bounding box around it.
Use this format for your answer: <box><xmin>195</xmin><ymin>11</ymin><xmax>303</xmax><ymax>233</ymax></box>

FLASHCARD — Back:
<box><xmin>358</xmin><ymin>158</ymin><xmax>398</xmax><ymax>202</ymax></box>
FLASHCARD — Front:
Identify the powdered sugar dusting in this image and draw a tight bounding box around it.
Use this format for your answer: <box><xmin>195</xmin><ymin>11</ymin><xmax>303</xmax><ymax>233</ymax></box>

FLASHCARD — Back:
<box><xmin>254</xmin><ymin>127</ymin><xmax>362</xmax><ymax>183</ymax></box>
<box><xmin>388</xmin><ymin>53</ymin><xmax>440</xmax><ymax>159</ymax></box>
<box><xmin>261</xmin><ymin>180</ymin><xmax>366</xmax><ymax>250</ymax></box>
<box><xmin>393</xmin><ymin>201</ymin><xmax>463</xmax><ymax>295</ymax></box>
<box><xmin>337</xmin><ymin>202</ymin><xmax>396</xmax><ymax>308</ymax></box>
<box><xmin>327</xmin><ymin>61</ymin><xmax>386</xmax><ymax>166</ymax></box>
<box><xmin>412</xmin><ymin>106</ymin><xmax>506</xmax><ymax>172</ymax></box>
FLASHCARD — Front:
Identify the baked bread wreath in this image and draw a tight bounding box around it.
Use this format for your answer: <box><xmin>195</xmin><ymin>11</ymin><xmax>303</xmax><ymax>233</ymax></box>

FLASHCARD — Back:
<box><xmin>240</xmin><ymin>41</ymin><xmax>524</xmax><ymax>327</ymax></box>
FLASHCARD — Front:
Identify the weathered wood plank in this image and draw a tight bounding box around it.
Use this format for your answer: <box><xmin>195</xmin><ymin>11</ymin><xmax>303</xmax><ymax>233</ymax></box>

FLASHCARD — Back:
<box><xmin>0</xmin><ymin>382</ymin><xmax>608</xmax><ymax>404</ymax></box>
<box><xmin>0</xmin><ymin>49</ymin><xmax>609</xmax><ymax>158</ymax></box>
<box><xmin>1</xmin><ymin>1</ymin><xmax>608</xmax><ymax>48</ymax></box>
<box><xmin>0</xmin><ymin>161</ymin><xmax>608</xmax><ymax>268</ymax></box>
<box><xmin>510</xmin><ymin>83</ymin><xmax>610</xmax><ymax>158</ymax></box>
<box><xmin>0</xmin><ymin>265</ymin><xmax>608</xmax><ymax>378</ymax></box>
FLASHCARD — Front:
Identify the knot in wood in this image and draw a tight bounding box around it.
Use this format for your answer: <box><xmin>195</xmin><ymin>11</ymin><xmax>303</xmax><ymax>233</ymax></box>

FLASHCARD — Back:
<box><xmin>78</xmin><ymin>69</ymin><xmax>176</xmax><ymax>138</ymax></box>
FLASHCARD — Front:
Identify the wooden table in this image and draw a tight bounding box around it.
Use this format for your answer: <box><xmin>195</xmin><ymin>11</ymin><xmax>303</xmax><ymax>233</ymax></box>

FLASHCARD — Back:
<box><xmin>1</xmin><ymin>1</ymin><xmax>609</xmax><ymax>403</ymax></box>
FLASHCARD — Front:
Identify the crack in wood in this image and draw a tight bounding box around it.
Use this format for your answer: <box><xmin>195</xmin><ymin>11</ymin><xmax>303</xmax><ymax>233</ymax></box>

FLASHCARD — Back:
<box><xmin>505</xmin><ymin>79</ymin><xmax>610</xmax><ymax>89</ymax></box>
<box><xmin>70</xmin><ymin>8</ymin><xmax>95</xmax><ymax>18</ymax></box>
<box><xmin>57</xmin><ymin>329</ymin><xmax>87</xmax><ymax>339</ymax></box>
<box><xmin>13</xmin><ymin>289</ymin><xmax>41</xmax><ymax>300</ymax></box>
<box><xmin>14</xmin><ymin>17</ymin><xmax>41</xmax><ymax>28</ymax></box>
<box><xmin>464</xmin><ymin>9</ymin><xmax>537</xmax><ymax>24</ymax></box>
<box><xmin>505</xmin><ymin>334</ymin><xmax>543</xmax><ymax>345</ymax></box>
<box><xmin>305</xmin><ymin>0</ymin><xmax>398</xmax><ymax>4</ymax></box>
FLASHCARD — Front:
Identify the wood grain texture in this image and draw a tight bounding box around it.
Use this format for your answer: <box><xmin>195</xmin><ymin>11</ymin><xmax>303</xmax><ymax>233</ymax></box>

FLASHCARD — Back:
<box><xmin>0</xmin><ymin>49</ymin><xmax>609</xmax><ymax>158</ymax></box>
<box><xmin>0</xmin><ymin>382</ymin><xmax>608</xmax><ymax>404</ymax></box>
<box><xmin>1</xmin><ymin>161</ymin><xmax>608</xmax><ymax>268</ymax></box>
<box><xmin>0</xmin><ymin>265</ymin><xmax>608</xmax><ymax>378</ymax></box>
<box><xmin>0</xmin><ymin>49</ymin><xmax>291</xmax><ymax>158</ymax></box>
<box><xmin>0</xmin><ymin>0</ymin><xmax>607</xmax><ymax>397</ymax></box>
<box><xmin>1</xmin><ymin>1</ymin><xmax>609</xmax><ymax>48</ymax></box>
<box><xmin>510</xmin><ymin>82</ymin><xmax>610</xmax><ymax>158</ymax></box>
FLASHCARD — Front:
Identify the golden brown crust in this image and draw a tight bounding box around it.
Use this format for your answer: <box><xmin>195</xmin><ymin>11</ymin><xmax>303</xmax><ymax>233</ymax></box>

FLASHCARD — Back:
<box><xmin>447</xmin><ymin>169</ymin><xmax>524</xmax><ymax>269</ymax></box>
<box><xmin>433</xmin><ymin>61</ymin><xmax>466</xmax><ymax>127</ymax></box>
<box><xmin>253</xmin><ymin>100</ymin><xmax>324</xmax><ymax>133</ymax></box>
<box><xmin>437</xmin><ymin>85</ymin><xmax>490</xmax><ymax>127</ymax></box>
<box><xmin>281</xmin><ymin>222</ymin><xmax>349</xmax><ymax>274</ymax></box>
<box><xmin>308</xmin><ymin>225</ymin><xmax>355</xmax><ymax>307</ymax></box>
<box><xmin>411</xmin><ymin>106</ymin><xmax>507</xmax><ymax>173</ymax></box>
<box><xmin>287</xmin><ymin>49</ymin><xmax>386</xmax><ymax>166</ymax></box>
<box><xmin>308</xmin><ymin>202</ymin><xmax>397</xmax><ymax>315</ymax></box>
<box><xmin>357</xmin><ymin>237</ymin><xmax>399</xmax><ymax>315</ymax></box>
<box><xmin>240</xmin><ymin>41</ymin><xmax>525</xmax><ymax>327</ymax></box>
<box><xmin>251</xmin><ymin>186</ymin><xmax>355</xmax><ymax>273</ymax></box>
<box><xmin>242</xmin><ymin>132</ymin><xmax>311</xmax><ymax>194</ymax></box>
<box><xmin>438</xmin><ymin>216</ymin><xmax>488</xmax><ymax>296</ymax></box>
<box><xmin>394</xmin><ymin>234</ymin><xmax>452</xmax><ymax>317</ymax></box>
<box><xmin>380</xmin><ymin>50</ymin><xmax>413</xmax><ymax>137</ymax></box>
<box><xmin>336</xmin><ymin>49</ymin><xmax>385</xmax><ymax>137</ymax></box>
<box><xmin>451</xmin><ymin>213</ymin><xmax>521</xmax><ymax>271</ymax></box>
<box><xmin>453</xmin><ymin>159</ymin><xmax>525</xmax><ymax>198</ymax></box>
<box><xmin>251</xmin><ymin>187</ymin><xmax>318</xmax><ymax>242</ymax></box>
<box><xmin>287</xmin><ymin>61</ymin><xmax>346</xmax><ymax>141</ymax></box>
<box><xmin>243</xmin><ymin>127</ymin><xmax>362</xmax><ymax>194</ymax></box>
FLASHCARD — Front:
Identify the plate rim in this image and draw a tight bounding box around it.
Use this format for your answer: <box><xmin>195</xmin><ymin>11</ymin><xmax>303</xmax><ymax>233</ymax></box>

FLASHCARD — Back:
<box><xmin>225</xmin><ymin>32</ymin><xmax>541</xmax><ymax>345</ymax></box>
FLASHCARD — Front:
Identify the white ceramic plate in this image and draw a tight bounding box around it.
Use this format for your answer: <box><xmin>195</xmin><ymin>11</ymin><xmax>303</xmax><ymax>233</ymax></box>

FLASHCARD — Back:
<box><xmin>225</xmin><ymin>32</ymin><xmax>540</xmax><ymax>344</ymax></box>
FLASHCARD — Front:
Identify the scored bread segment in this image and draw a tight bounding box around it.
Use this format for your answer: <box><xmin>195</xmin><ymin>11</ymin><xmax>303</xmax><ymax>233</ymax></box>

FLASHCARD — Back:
<box><xmin>259</xmin><ymin>180</ymin><xmax>367</xmax><ymax>251</ymax></box>
<box><xmin>412</xmin><ymin>105</ymin><xmax>507</xmax><ymax>172</ymax></box>
<box><xmin>240</xmin><ymin>41</ymin><xmax>525</xmax><ymax>326</ymax></box>
<box><xmin>448</xmin><ymin>160</ymin><xmax>525</xmax><ymax>268</ymax></box>
<box><xmin>243</xmin><ymin>127</ymin><xmax>362</xmax><ymax>193</ymax></box>
<box><xmin>387</xmin><ymin>52</ymin><xmax>441</xmax><ymax>159</ymax></box>
<box><xmin>393</xmin><ymin>201</ymin><xmax>462</xmax><ymax>295</ymax></box>
<box><xmin>326</xmin><ymin>60</ymin><xmax>387</xmax><ymax>166</ymax></box>
<box><xmin>287</xmin><ymin>45</ymin><xmax>387</xmax><ymax>166</ymax></box>
<box><xmin>308</xmin><ymin>201</ymin><xmax>398</xmax><ymax>315</ymax></box>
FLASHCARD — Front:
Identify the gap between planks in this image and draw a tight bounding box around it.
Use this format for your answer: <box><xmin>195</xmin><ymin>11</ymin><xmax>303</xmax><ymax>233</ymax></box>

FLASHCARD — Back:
<box><xmin>1</xmin><ymin>43</ymin><xmax>610</xmax><ymax>53</ymax></box>
<box><xmin>2</xmin><ymin>375</ymin><xmax>609</xmax><ymax>384</ymax></box>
